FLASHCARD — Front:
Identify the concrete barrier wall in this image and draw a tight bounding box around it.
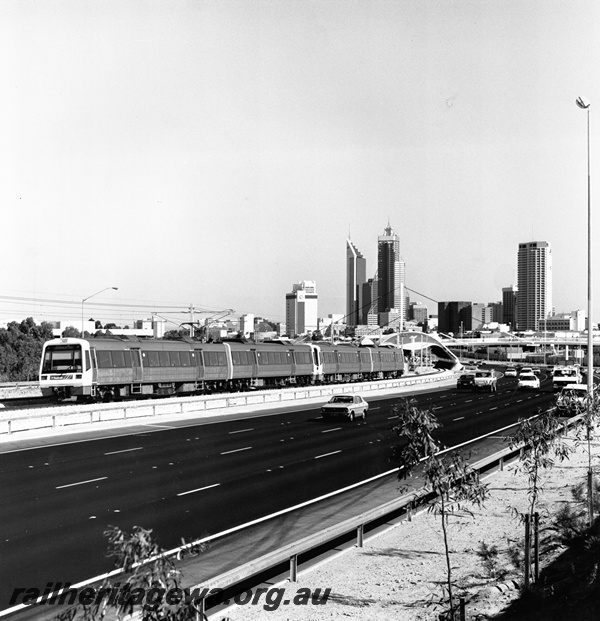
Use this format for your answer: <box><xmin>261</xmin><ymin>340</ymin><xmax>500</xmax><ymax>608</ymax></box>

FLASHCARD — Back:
<box><xmin>0</xmin><ymin>371</ymin><xmax>458</xmax><ymax>435</ymax></box>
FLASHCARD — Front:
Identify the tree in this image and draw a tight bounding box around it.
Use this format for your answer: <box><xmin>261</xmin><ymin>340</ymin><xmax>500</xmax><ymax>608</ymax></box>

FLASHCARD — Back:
<box><xmin>508</xmin><ymin>408</ymin><xmax>572</xmax><ymax>518</ymax></box>
<box><xmin>54</xmin><ymin>526</ymin><xmax>205</xmax><ymax>621</ymax></box>
<box><xmin>392</xmin><ymin>398</ymin><xmax>489</xmax><ymax>618</ymax></box>
<box><xmin>0</xmin><ymin>318</ymin><xmax>54</xmax><ymax>381</ymax></box>
<box><xmin>61</xmin><ymin>326</ymin><xmax>82</xmax><ymax>338</ymax></box>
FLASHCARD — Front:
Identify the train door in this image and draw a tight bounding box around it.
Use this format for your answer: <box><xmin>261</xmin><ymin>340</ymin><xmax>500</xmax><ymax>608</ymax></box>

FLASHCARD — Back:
<box><xmin>250</xmin><ymin>349</ymin><xmax>259</xmax><ymax>381</ymax></box>
<box><xmin>131</xmin><ymin>348</ymin><xmax>143</xmax><ymax>394</ymax></box>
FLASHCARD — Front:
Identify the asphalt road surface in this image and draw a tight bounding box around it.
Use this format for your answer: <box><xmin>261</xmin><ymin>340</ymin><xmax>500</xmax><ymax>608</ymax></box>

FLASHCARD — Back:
<box><xmin>0</xmin><ymin>371</ymin><xmax>556</xmax><ymax>611</ymax></box>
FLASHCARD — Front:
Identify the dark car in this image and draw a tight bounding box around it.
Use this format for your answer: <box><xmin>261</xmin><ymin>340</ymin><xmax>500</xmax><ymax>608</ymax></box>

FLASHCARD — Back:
<box><xmin>456</xmin><ymin>373</ymin><xmax>475</xmax><ymax>389</ymax></box>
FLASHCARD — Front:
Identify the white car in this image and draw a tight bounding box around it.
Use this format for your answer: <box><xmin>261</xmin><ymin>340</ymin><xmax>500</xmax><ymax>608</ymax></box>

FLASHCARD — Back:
<box><xmin>517</xmin><ymin>373</ymin><xmax>540</xmax><ymax>390</ymax></box>
<box><xmin>556</xmin><ymin>384</ymin><xmax>589</xmax><ymax>413</ymax></box>
<box><xmin>321</xmin><ymin>395</ymin><xmax>368</xmax><ymax>421</ymax></box>
<box><xmin>505</xmin><ymin>367</ymin><xmax>517</xmax><ymax>377</ymax></box>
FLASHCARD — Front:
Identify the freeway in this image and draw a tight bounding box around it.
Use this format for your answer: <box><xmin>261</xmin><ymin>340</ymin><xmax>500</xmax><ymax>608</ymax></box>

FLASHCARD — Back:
<box><xmin>0</xmin><ymin>370</ymin><xmax>556</xmax><ymax>611</ymax></box>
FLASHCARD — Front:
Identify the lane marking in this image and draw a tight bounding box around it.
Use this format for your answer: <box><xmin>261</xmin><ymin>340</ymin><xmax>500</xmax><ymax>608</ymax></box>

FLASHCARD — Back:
<box><xmin>315</xmin><ymin>450</ymin><xmax>342</xmax><ymax>459</ymax></box>
<box><xmin>104</xmin><ymin>447</ymin><xmax>143</xmax><ymax>455</ymax></box>
<box><xmin>56</xmin><ymin>476</ymin><xmax>108</xmax><ymax>489</ymax></box>
<box><xmin>177</xmin><ymin>483</ymin><xmax>220</xmax><ymax>496</ymax></box>
<box><xmin>489</xmin><ymin>407</ymin><xmax>498</xmax><ymax>411</ymax></box>
<box><xmin>321</xmin><ymin>427</ymin><xmax>342</xmax><ymax>433</ymax></box>
<box><xmin>228</xmin><ymin>428</ymin><xmax>253</xmax><ymax>434</ymax></box>
<box><xmin>453</xmin><ymin>416</ymin><xmax>464</xmax><ymax>421</ymax></box>
<box><xmin>220</xmin><ymin>446</ymin><xmax>252</xmax><ymax>455</ymax></box>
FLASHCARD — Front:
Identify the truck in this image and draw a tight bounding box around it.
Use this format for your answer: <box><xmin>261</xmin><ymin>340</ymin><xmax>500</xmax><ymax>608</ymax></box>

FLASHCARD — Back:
<box><xmin>551</xmin><ymin>365</ymin><xmax>582</xmax><ymax>391</ymax></box>
<box><xmin>473</xmin><ymin>369</ymin><xmax>498</xmax><ymax>392</ymax></box>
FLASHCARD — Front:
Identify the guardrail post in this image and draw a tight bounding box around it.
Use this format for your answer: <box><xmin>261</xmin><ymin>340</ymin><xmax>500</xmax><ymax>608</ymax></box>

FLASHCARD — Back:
<box><xmin>190</xmin><ymin>596</ymin><xmax>205</xmax><ymax>620</ymax></box>
<box><xmin>524</xmin><ymin>514</ymin><xmax>531</xmax><ymax>589</ymax></box>
<box><xmin>499</xmin><ymin>455</ymin><xmax>504</xmax><ymax>471</ymax></box>
<box><xmin>290</xmin><ymin>554</ymin><xmax>298</xmax><ymax>582</ymax></box>
<box><xmin>357</xmin><ymin>524</ymin><xmax>364</xmax><ymax>547</ymax></box>
<box><xmin>459</xmin><ymin>596</ymin><xmax>466</xmax><ymax>620</ymax></box>
<box><xmin>534</xmin><ymin>512</ymin><xmax>539</xmax><ymax>581</ymax></box>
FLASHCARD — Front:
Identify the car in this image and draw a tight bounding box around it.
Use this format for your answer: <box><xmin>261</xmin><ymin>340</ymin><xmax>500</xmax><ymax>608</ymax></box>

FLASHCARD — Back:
<box><xmin>505</xmin><ymin>367</ymin><xmax>517</xmax><ymax>377</ymax></box>
<box><xmin>532</xmin><ymin>368</ymin><xmax>541</xmax><ymax>376</ymax></box>
<box><xmin>556</xmin><ymin>384</ymin><xmax>589</xmax><ymax>414</ymax></box>
<box><xmin>517</xmin><ymin>373</ymin><xmax>540</xmax><ymax>390</ymax></box>
<box><xmin>520</xmin><ymin>367</ymin><xmax>533</xmax><ymax>375</ymax></box>
<box><xmin>321</xmin><ymin>395</ymin><xmax>368</xmax><ymax>421</ymax></box>
<box><xmin>456</xmin><ymin>373</ymin><xmax>475</xmax><ymax>389</ymax></box>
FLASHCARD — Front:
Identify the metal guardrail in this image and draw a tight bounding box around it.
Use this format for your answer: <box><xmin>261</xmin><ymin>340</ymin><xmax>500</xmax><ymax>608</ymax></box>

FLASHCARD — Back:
<box><xmin>0</xmin><ymin>371</ymin><xmax>456</xmax><ymax>435</ymax></box>
<box><xmin>186</xmin><ymin>414</ymin><xmax>582</xmax><ymax>617</ymax></box>
<box><xmin>2</xmin><ymin>407</ymin><xmax>581</xmax><ymax>620</ymax></box>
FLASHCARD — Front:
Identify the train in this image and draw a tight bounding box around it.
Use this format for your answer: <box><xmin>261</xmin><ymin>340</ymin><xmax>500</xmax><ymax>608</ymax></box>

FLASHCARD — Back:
<box><xmin>39</xmin><ymin>334</ymin><xmax>460</xmax><ymax>401</ymax></box>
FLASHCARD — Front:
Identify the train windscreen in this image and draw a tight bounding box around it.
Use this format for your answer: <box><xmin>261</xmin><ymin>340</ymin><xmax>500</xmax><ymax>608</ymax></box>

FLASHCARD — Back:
<box><xmin>42</xmin><ymin>344</ymin><xmax>83</xmax><ymax>373</ymax></box>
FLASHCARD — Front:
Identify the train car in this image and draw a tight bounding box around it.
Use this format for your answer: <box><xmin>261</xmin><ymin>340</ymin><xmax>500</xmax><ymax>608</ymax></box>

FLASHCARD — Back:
<box><xmin>39</xmin><ymin>336</ymin><xmax>408</xmax><ymax>402</ymax></box>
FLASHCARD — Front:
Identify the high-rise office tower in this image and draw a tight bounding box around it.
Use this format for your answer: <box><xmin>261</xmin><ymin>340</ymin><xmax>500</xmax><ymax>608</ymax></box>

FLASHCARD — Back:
<box><xmin>285</xmin><ymin>280</ymin><xmax>318</xmax><ymax>336</ymax></box>
<box><xmin>346</xmin><ymin>240</ymin><xmax>366</xmax><ymax>327</ymax></box>
<box><xmin>502</xmin><ymin>285</ymin><xmax>518</xmax><ymax>328</ymax></box>
<box><xmin>516</xmin><ymin>241</ymin><xmax>552</xmax><ymax>331</ymax></box>
<box><xmin>377</xmin><ymin>224</ymin><xmax>405</xmax><ymax>327</ymax></box>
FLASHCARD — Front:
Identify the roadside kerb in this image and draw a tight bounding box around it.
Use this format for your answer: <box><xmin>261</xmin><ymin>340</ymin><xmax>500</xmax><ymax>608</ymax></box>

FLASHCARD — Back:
<box><xmin>0</xmin><ymin>371</ymin><xmax>457</xmax><ymax>435</ymax></box>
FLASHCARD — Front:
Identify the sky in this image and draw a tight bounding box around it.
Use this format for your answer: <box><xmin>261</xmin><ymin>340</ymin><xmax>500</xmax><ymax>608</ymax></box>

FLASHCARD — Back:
<box><xmin>1</xmin><ymin>0</ymin><xmax>599</xmax><ymax>330</ymax></box>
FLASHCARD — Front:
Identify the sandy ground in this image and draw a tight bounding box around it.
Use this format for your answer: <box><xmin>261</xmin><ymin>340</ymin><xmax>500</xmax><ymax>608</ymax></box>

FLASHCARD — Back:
<box><xmin>218</xmin><ymin>430</ymin><xmax>598</xmax><ymax>621</ymax></box>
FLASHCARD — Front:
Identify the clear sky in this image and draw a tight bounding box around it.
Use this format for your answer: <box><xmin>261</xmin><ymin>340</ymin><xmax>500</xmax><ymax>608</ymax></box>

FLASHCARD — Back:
<box><xmin>1</xmin><ymin>0</ymin><xmax>599</xmax><ymax>330</ymax></box>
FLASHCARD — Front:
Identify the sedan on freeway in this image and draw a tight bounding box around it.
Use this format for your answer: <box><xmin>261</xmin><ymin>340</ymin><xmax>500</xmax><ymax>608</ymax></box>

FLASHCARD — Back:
<box><xmin>505</xmin><ymin>367</ymin><xmax>517</xmax><ymax>377</ymax></box>
<box><xmin>456</xmin><ymin>373</ymin><xmax>475</xmax><ymax>389</ymax></box>
<box><xmin>321</xmin><ymin>395</ymin><xmax>368</xmax><ymax>421</ymax></box>
<box><xmin>517</xmin><ymin>373</ymin><xmax>541</xmax><ymax>390</ymax></box>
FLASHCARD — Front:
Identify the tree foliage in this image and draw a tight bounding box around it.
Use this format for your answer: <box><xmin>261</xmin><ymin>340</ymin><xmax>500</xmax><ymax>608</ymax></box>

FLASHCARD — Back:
<box><xmin>55</xmin><ymin>526</ymin><xmax>204</xmax><ymax>621</ymax></box>
<box><xmin>0</xmin><ymin>318</ymin><xmax>55</xmax><ymax>381</ymax></box>
<box><xmin>508</xmin><ymin>408</ymin><xmax>572</xmax><ymax>518</ymax></box>
<box><xmin>392</xmin><ymin>398</ymin><xmax>489</xmax><ymax>618</ymax></box>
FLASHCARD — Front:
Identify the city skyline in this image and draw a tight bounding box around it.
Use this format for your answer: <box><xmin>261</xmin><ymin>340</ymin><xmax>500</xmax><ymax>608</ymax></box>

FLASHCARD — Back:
<box><xmin>1</xmin><ymin>1</ymin><xmax>599</xmax><ymax>325</ymax></box>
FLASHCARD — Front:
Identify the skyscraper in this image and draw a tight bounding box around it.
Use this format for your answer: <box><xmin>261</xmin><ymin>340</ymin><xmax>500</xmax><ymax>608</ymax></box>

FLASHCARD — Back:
<box><xmin>502</xmin><ymin>285</ymin><xmax>518</xmax><ymax>328</ymax></box>
<box><xmin>516</xmin><ymin>241</ymin><xmax>552</xmax><ymax>331</ymax></box>
<box><xmin>377</xmin><ymin>224</ymin><xmax>405</xmax><ymax>327</ymax></box>
<box><xmin>346</xmin><ymin>239</ymin><xmax>366</xmax><ymax>327</ymax></box>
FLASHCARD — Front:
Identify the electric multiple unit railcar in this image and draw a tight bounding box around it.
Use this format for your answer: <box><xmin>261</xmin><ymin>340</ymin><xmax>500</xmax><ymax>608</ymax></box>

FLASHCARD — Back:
<box><xmin>38</xmin><ymin>337</ymin><xmax>407</xmax><ymax>401</ymax></box>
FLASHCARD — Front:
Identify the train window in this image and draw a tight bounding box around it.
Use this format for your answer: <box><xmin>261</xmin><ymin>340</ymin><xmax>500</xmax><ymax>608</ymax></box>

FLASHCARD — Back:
<box><xmin>147</xmin><ymin>351</ymin><xmax>160</xmax><ymax>367</ymax></box>
<box><xmin>112</xmin><ymin>351</ymin><xmax>125</xmax><ymax>367</ymax></box>
<box><xmin>159</xmin><ymin>352</ymin><xmax>170</xmax><ymax>366</ymax></box>
<box><xmin>204</xmin><ymin>351</ymin><xmax>226</xmax><ymax>366</ymax></box>
<box><xmin>232</xmin><ymin>351</ymin><xmax>251</xmax><ymax>365</ymax></box>
<box><xmin>124</xmin><ymin>351</ymin><xmax>131</xmax><ymax>367</ymax></box>
<box><xmin>42</xmin><ymin>345</ymin><xmax>84</xmax><ymax>373</ymax></box>
<box><xmin>85</xmin><ymin>351</ymin><xmax>91</xmax><ymax>371</ymax></box>
<box><xmin>360</xmin><ymin>352</ymin><xmax>370</xmax><ymax>363</ymax></box>
<box><xmin>169</xmin><ymin>352</ymin><xmax>181</xmax><ymax>366</ymax></box>
<box><xmin>97</xmin><ymin>351</ymin><xmax>113</xmax><ymax>368</ymax></box>
<box><xmin>180</xmin><ymin>352</ymin><xmax>191</xmax><ymax>367</ymax></box>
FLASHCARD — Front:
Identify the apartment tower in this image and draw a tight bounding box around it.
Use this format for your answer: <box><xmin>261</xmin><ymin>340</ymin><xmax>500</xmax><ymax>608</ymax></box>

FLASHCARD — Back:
<box><xmin>516</xmin><ymin>241</ymin><xmax>552</xmax><ymax>331</ymax></box>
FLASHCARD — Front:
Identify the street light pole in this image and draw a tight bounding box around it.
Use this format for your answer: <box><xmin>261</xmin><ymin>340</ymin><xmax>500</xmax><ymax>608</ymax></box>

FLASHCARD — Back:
<box><xmin>576</xmin><ymin>95</ymin><xmax>593</xmax><ymax>525</ymax></box>
<box><xmin>81</xmin><ymin>287</ymin><xmax>118</xmax><ymax>337</ymax></box>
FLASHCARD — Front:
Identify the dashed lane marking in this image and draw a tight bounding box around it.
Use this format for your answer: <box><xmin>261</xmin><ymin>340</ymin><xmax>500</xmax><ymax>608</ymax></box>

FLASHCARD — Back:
<box><xmin>220</xmin><ymin>446</ymin><xmax>252</xmax><ymax>455</ymax></box>
<box><xmin>56</xmin><ymin>476</ymin><xmax>108</xmax><ymax>489</ymax></box>
<box><xmin>177</xmin><ymin>483</ymin><xmax>220</xmax><ymax>496</ymax></box>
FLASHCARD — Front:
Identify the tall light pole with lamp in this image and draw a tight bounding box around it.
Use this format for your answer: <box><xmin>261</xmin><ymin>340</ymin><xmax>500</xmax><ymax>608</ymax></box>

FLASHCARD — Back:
<box><xmin>576</xmin><ymin>95</ymin><xmax>594</xmax><ymax>525</ymax></box>
<box><xmin>81</xmin><ymin>287</ymin><xmax>118</xmax><ymax>337</ymax></box>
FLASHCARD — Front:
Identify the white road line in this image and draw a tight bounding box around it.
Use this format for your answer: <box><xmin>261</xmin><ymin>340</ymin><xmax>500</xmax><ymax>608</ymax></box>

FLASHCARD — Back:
<box><xmin>104</xmin><ymin>447</ymin><xmax>143</xmax><ymax>455</ymax></box>
<box><xmin>453</xmin><ymin>417</ymin><xmax>464</xmax><ymax>421</ymax></box>
<box><xmin>177</xmin><ymin>483</ymin><xmax>220</xmax><ymax>496</ymax></box>
<box><xmin>56</xmin><ymin>476</ymin><xmax>108</xmax><ymax>489</ymax></box>
<box><xmin>321</xmin><ymin>427</ymin><xmax>342</xmax><ymax>433</ymax></box>
<box><xmin>489</xmin><ymin>407</ymin><xmax>498</xmax><ymax>411</ymax></box>
<box><xmin>387</xmin><ymin>415</ymin><xmax>398</xmax><ymax>419</ymax></box>
<box><xmin>465</xmin><ymin>399</ymin><xmax>473</xmax><ymax>403</ymax></box>
<box><xmin>220</xmin><ymin>446</ymin><xmax>252</xmax><ymax>455</ymax></box>
<box><xmin>228</xmin><ymin>428</ymin><xmax>254</xmax><ymax>434</ymax></box>
<box><xmin>315</xmin><ymin>450</ymin><xmax>342</xmax><ymax>459</ymax></box>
